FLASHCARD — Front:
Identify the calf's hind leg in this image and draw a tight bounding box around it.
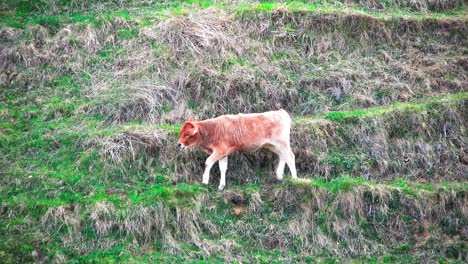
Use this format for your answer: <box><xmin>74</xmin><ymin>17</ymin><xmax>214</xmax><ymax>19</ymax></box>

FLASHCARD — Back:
<box><xmin>286</xmin><ymin>149</ymin><xmax>297</xmax><ymax>179</ymax></box>
<box><xmin>264</xmin><ymin>143</ymin><xmax>287</xmax><ymax>181</ymax></box>
<box><xmin>275</xmin><ymin>159</ymin><xmax>286</xmax><ymax>181</ymax></box>
<box><xmin>218</xmin><ymin>156</ymin><xmax>228</xmax><ymax>191</ymax></box>
<box><xmin>266</xmin><ymin>142</ymin><xmax>297</xmax><ymax>181</ymax></box>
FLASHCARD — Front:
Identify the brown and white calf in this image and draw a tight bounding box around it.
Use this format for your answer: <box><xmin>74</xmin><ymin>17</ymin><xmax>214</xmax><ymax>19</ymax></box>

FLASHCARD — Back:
<box><xmin>177</xmin><ymin>109</ymin><xmax>297</xmax><ymax>190</ymax></box>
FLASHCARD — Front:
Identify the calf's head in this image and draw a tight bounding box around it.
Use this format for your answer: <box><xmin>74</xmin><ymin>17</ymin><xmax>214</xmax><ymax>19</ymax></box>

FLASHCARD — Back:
<box><xmin>177</xmin><ymin>118</ymin><xmax>201</xmax><ymax>149</ymax></box>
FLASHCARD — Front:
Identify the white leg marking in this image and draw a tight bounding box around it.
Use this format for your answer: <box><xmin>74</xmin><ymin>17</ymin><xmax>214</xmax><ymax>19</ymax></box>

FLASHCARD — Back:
<box><xmin>265</xmin><ymin>142</ymin><xmax>289</xmax><ymax>181</ymax></box>
<box><xmin>202</xmin><ymin>152</ymin><xmax>220</xmax><ymax>185</ymax></box>
<box><xmin>287</xmin><ymin>150</ymin><xmax>297</xmax><ymax>179</ymax></box>
<box><xmin>218</xmin><ymin>156</ymin><xmax>228</xmax><ymax>190</ymax></box>
<box><xmin>276</xmin><ymin>159</ymin><xmax>286</xmax><ymax>181</ymax></box>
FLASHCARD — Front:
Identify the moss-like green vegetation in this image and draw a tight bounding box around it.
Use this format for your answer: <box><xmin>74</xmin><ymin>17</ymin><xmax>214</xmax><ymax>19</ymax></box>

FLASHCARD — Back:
<box><xmin>158</xmin><ymin>123</ymin><xmax>182</xmax><ymax>134</ymax></box>
<box><xmin>235</xmin><ymin>1</ymin><xmax>467</xmax><ymax>19</ymax></box>
<box><xmin>288</xmin><ymin>92</ymin><xmax>467</xmax><ymax>126</ymax></box>
<box><xmin>291</xmin><ymin>176</ymin><xmax>368</xmax><ymax>192</ymax></box>
<box><xmin>323</xmin><ymin>92</ymin><xmax>468</xmax><ymax>122</ymax></box>
<box><xmin>1</xmin><ymin>0</ymin><xmax>466</xmax><ymax>29</ymax></box>
<box><xmin>290</xmin><ymin>176</ymin><xmax>467</xmax><ymax>195</ymax></box>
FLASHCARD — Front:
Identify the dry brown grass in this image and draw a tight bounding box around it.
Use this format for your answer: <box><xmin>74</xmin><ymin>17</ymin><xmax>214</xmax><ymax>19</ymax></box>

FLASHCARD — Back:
<box><xmin>89</xmin><ymin>94</ymin><xmax>466</xmax><ymax>188</ymax></box>
<box><xmin>114</xmin><ymin>81</ymin><xmax>180</xmax><ymax>124</ymax></box>
<box><xmin>2</xmin><ymin>2</ymin><xmax>467</xmax><ymax>262</ymax></box>
<box><xmin>24</xmin><ymin>176</ymin><xmax>468</xmax><ymax>260</ymax></box>
<box><xmin>42</xmin><ymin>205</ymin><xmax>83</xmax><ymax>246</ymax></box>
<box><xmin>354</xmin><ymin>0</ymin><xmax>464</xmax><ymax>11</ymax></box>
<box><xmin>247</xmin><ymin>191</ymin><xmax>264</xmax><ymax>214</ymax></box>
<box><xmin>1</xmin><ymin>8</ymin><xmax>465</xmax><ymax>125</ymax></box>
<box><xmin>294</xmin><ymin>99</ymin><xmax>467</xmax><ymax>181</ymax></box>
<box><xmin>266</xmin><ymin>182</ymin><xmax>466</xmax><ymax>257</ymax></box>
<box><xmin>39</xmin><ymin>194</ymin><xmax>224</xmax><ymax>256</ymax></box>
<box><xmin>95</xmin><ymin>128</ymin><xmax>170</xmax><ymax>170</ymax></box>
<box><xmin>156</xmin><ymin>8</ymin><xmax>245</xmax><ymax>58</ymax></box>
<box><xmin>0</xmin><ymin>8</ymin><xmax>439</xmax><ymax>125</ymax></box>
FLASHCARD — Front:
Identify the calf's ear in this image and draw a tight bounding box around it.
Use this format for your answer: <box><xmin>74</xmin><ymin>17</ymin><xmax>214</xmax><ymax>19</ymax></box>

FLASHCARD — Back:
<box><xmin>187</xmin><ymin>117</ymin><xmax>195</xmax><ymax>123</ymax></box>
<box><xmin>185</xmin><ymin>122</ymin><xmax>198</xmax><ymax>135</ymax></box>
<box><xmin>189</xmin><ymin>123</ymin><xmax>198</xmax><ymax>135</ymax></box>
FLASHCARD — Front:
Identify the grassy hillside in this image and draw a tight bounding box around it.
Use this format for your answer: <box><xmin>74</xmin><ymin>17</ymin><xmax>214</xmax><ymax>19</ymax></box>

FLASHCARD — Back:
<box><xmin>1</xmin><ymin>0</ymin><xmax>467</xmax><ymax>263</ymax></box>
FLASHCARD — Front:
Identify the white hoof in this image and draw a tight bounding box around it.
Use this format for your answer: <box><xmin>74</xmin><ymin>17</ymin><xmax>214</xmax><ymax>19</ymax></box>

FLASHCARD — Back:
<box><xmin>218</xmin><ymin>185</ymin><xmax>225</xmax><ymax>191</ymax></box>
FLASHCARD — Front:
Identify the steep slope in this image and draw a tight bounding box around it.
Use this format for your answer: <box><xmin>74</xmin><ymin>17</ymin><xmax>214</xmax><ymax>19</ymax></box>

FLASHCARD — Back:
<box><xmin>0</xmin><ymin>1</ymin><xmax>466</xmax><ymax>263</ymax></box>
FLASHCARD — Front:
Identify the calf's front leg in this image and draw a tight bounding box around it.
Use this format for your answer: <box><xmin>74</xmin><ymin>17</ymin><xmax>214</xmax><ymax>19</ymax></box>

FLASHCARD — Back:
<box><xmin>202</xmin><ymin>151</ymin><xmax>223</xmax><ymax>185</ymax></box>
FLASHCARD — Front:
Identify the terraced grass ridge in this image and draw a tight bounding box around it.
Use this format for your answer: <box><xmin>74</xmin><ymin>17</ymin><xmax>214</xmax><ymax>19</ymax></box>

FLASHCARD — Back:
<box><xmin>1</xmin><ymin>0</ymin><xmax>467</xmax><ymax>263</ymax></box>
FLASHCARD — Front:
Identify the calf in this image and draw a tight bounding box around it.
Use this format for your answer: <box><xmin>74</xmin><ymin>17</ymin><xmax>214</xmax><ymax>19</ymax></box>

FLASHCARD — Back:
<box><xmin>177</xmin><ymin>109</ymin><xmax>297</xmax><ymax>190</ymax></box>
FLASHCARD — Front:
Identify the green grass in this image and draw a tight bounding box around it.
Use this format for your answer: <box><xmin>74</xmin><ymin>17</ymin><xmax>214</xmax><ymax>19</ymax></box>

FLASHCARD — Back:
<box><xmin>290</xmin><ymin>176</ymin><xmax>467</xmax><ymax>195</ymax></box>
<box><xmin>234</xmin><ymin>1</ymin><xmax>468</xmax><ymax>20</ymax></box>
<box><xmin>320</xmin><ymin>151</ymin><xmax>362</xmax><ymax>171</ymax></box>
<box><xmin>1</xmin><ymin>0</ymin><xmax>466</xmax><ymax>262</ymax></box>
<box><xmin>1</xmin><ymin>0</ymin><xmax>466</xmax><ymax>29</ymax></box>
<box><xmin>293</xmin><ymin>92</ymin><xmax>467</xmax><ymax>124</ymax></box>
<box><xmin>0</xmin><ymin>75</ymin><xmax>207</xmax><ymax>259</ymax></box>
<box><xmin>129</xmin><ymin>182</ymin><xmax>206</xmax><ymax>206</ymax></box>
<box><xmin>98</xmin><ymin>92</ymin><xmax>467</xmax><ymax>138</ymax></box>
<box><xmin>158</xmin><ymin>123</ymin><xmax>182</xmax><ymax>134</ymax></box>
<box><xmin>291</xmin><ymin>176</ymin><xmax>368</xmax><ymax>192</ymax></box>
<box><xmin>116</xmin><ymin>27</ymin><xmax>139</xmax><ymax>40</ymax></box>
